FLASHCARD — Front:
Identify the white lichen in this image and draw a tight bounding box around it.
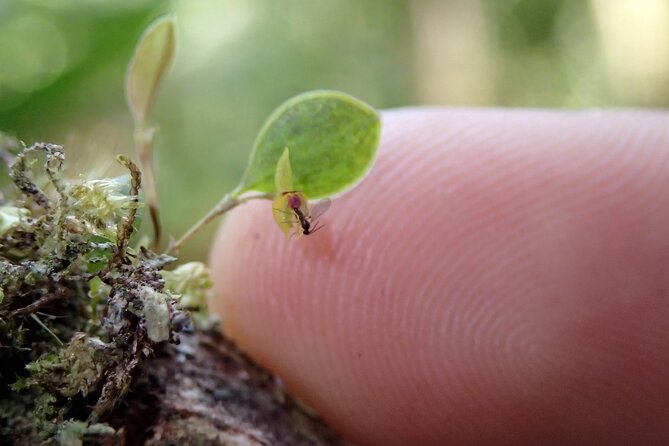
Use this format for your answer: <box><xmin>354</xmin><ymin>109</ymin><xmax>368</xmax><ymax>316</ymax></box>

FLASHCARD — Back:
<box><xmin>137</xmin><ymin>286</ymin><xmax>171</xmax><ymax>343</ymax></box>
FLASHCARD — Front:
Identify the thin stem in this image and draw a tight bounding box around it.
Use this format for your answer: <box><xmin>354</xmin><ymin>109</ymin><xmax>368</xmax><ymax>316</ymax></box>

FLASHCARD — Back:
<box><xmin>30</xmin><ymin>314</ymin><xmax>64</xmax><ymax>346</ymax></box>
<box><xmin>135</xmin><ymin>126</ymin><xmax>161</xmax><ymax>251</ymax></box>
<box><xmin>167</xmin><ymin>191</ymin><xmax>272</xmax><ymax>255</ymax></box>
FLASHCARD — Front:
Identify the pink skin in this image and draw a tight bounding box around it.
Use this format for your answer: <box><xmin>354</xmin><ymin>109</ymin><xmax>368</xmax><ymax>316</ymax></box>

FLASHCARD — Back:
<box><xmin>210</xmin><ymin>109</ymin><xmax>669</xmax><ymax>446</ymax></box>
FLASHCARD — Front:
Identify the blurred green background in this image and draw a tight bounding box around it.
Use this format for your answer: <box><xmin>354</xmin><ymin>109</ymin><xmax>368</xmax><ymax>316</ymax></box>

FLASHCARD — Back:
<box><xmin>1</xmin><ymin>0</ymin><xmax>668</xmax><ymax>259</ymax></box>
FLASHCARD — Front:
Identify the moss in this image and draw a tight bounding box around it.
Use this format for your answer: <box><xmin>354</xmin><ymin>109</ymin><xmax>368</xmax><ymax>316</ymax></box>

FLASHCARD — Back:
<box><xmin>0</xmin><ymin>143</ymin><xmax>209</xmax><ymax>444</ymax></box>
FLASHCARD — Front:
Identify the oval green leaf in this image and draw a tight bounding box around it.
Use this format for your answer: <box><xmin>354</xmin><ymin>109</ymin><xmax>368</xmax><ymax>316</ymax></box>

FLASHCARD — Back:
<box><xmin>236</xmin><ymin>90</ymin><xmax>380</xmax><ymax>199</ymax></box>
<box><xmin>125</xmin><ymin>15</ymin><xmax>176</xmax><ymax>125</ymax></box>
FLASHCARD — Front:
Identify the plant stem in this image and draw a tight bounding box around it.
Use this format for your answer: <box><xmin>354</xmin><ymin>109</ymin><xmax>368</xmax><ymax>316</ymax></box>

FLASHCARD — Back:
<box><xmin>135</xmin><ymin>126</ymin><xmax>161</xmax><ymax>251</ymax></box>
<box><xmin>167</xmin><ymin>191</ymin><xmax>272</xmax><ymax>255</ymax></box>
<box><xmin>30</xmin><ymin>314</ymin><xmax>64</xmax><ymax>346</ymax></box>
<box><xmin>7</xmin><ymin>287</ymin><xmax>68</xmax><ymax>318</ymax></box>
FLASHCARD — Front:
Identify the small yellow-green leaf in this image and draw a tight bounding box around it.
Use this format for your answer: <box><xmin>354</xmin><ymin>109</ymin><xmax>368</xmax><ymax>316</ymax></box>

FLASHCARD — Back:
<box><xmin>125</xmin><ymin>15</ymin><xmax>176</xmax><ymax>125</ymax></box>
<box><xmin>275</xmin><ymin>147</ymin><xmax>293</xmax><ymax>193</ymax></box>
<box><xmin>236</xmin><ymin>90</ymin><xmax>380</xmax><ymax>199</ymax></box>
<box><xmin>271</xmin><ymin>193</ymin><xmax>293</xmax><ymax>239</ymax></box>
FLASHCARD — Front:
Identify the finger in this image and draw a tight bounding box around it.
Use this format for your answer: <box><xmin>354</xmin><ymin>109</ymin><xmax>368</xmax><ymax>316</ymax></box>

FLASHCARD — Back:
<box><xmin>210</xmin><ymin>109</ymin><xmax>669</xmax><ymax>446</ymax></box>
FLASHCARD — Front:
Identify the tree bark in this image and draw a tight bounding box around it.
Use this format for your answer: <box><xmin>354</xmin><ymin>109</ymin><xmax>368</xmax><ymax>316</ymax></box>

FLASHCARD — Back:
<box><xmin>111</xmin><ymin>330</ymin><xmax>350</xmax><ymax>446</ymax></box>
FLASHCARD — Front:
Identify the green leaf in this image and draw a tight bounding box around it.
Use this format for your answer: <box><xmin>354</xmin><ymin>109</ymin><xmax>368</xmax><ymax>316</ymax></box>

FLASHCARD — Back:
<box><xmin>236</xmin><ymin>90</ymin><xmax>380</xmax><ymax>199</ymax></box>
<box><xmin>125</xmin><ymin>15</ymin><xmax>176</xmax><ymax>125</ymax></box>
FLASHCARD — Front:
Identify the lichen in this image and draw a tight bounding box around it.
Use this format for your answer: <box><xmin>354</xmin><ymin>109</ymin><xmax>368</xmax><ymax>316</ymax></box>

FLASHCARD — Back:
<box><xmin>135</xmin><ymin>286</ymin><xmax>171</xmax><ymax>343</ymax></box>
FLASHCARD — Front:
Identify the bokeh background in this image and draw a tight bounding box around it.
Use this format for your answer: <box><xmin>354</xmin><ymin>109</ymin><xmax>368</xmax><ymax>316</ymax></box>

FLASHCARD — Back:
<box><xmin>1</xmin><ymin>0</ymin><xmax>668</xmax><ymax>259</ymax></box>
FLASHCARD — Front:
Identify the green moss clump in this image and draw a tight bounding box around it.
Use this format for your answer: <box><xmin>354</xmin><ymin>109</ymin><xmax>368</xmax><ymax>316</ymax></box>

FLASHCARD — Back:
<box><xmin>0</xmin><ymin>141</ymin><xmax>211</xmax><ymax>445</ymax></box>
